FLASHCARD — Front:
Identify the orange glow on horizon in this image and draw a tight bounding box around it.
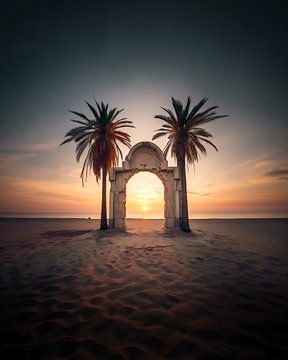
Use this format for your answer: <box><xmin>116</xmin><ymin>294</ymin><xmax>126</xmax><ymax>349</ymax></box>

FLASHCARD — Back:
<box><xmin>0</xmin><ymin>140</ymin><xmax>287</xmax><ymax>217</ymax></box>
<box><xmin>126</xmin><ymin>172</ymin><xmax>164</xmax><ymax>218</ymax></box>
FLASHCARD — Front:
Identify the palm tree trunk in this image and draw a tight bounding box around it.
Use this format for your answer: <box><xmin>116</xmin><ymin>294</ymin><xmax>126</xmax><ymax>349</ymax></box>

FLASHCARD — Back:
<box><xmin>100</xmin><ymin>167</ymin><xmax>108</xmax><ymax>230</ymax></box>
<box><xmin>178</xmin><ymin>156</ymin><xmax>191</xmax><ymax>232</ymax></box>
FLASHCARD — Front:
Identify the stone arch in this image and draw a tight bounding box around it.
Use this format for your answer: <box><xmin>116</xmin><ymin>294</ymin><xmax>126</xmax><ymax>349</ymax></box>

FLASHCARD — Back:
<box><xmin>109</xmin><ymin>141</ymin><xmax>181</xmax><ymax>230</ymax></box>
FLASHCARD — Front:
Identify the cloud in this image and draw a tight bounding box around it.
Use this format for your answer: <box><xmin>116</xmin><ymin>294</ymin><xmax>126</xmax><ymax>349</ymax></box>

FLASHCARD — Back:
<box><xmin>25</xmin><ymin>142</ymin><xmax>58</xmax><ymax>151</ymax></box>
<box><xmin>0</xmin><ymin>152</ymin><xmax>37</xmax><ymax>169</ymax></box>
<box><xmin>266</xmin><ymin>169</ymin><xmax>288</xmax><ymax>177</ymax></box>
<box><xmin>33</xmin><ymin>191</ymin><xmax>84</xmax><ymax>201</ymax></box>
<box><xmin>136</xmin><ymin>196</ymin><xmax>156</xmax><ymax>200</ymax></box>
<box><xmin>188</xmin><ymin>191</ymin><xmax>210</xmax><ymax>196</ymax></box>
<box><xmin>0</xmin><ymin>141</ymin><xmax>58</xmax><ymax>153</ymax></box>
<box><xmin>0</xmin><ymin>141</ymin><xmax>59</xmax><ymax>170</ymax></box>
<box><xmin>278</xmin><ymin>177</ymin><xmax>288</xmax><ymax>181</ymax></box>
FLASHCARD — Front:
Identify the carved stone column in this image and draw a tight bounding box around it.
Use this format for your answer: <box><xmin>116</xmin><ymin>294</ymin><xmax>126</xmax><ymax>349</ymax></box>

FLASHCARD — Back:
<box><xmin>109</xmin><ymin>142</ymin><xmax>179</xmax><ymax>230</ymax></box>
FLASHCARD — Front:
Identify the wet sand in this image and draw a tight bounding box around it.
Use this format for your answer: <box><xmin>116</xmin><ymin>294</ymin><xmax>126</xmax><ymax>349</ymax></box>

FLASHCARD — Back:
<box><xmin>0</xmin><ymin>218</ymin><xmax>288</xmax><ymax>359</ymax></box>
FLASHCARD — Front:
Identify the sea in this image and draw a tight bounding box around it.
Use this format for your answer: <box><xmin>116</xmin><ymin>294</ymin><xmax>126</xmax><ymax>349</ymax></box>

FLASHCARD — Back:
<box><xmin>0</xmin><ymin>212</ymin><xmax>287</xmax><ymax>219</ymax></box>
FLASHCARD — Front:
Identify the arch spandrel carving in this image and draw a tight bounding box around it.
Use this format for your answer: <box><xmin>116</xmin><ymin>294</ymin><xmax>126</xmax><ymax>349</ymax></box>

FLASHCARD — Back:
<box><xmin>109</xmin><ymin>141</ymin><xmax>180</xmax><ymax>230</ymax></box>
<box><xmin>123</xmin><ymin>141</ymin><xmax>168</xmax><ymax>171</ymax></box>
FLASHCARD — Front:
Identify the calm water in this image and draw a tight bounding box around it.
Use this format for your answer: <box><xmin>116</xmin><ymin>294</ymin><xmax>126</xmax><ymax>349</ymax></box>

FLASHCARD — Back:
<box><xmin>0</xmin><ymin>212</ymin><xmax>287</xmax><ymax>219</ymax></box>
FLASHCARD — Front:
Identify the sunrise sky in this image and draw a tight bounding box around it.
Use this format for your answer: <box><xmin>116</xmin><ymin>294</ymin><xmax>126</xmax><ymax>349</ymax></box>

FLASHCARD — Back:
<box><xmin>0</xmin><ymin>0</ymin><xmax>287</xmax><ymax>218</ymax></box>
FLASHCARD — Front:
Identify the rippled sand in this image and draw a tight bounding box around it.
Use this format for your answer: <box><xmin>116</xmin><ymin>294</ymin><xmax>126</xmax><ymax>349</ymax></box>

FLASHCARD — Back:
<box><xmin>0</xmin><ymin>218</ymin><xmax>288</xmax><ymax>359</ymax></box>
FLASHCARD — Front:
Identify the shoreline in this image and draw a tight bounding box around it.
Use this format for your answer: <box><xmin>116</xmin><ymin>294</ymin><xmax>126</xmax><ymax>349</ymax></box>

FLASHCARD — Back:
<box><xmin>1</xmin><ymin>217</ymin><xmax>288</xmax><ymax>220</ymax></box>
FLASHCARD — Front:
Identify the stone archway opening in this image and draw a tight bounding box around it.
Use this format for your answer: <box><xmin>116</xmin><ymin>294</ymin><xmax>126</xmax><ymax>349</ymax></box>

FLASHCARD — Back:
<box><xmin>109</xmin><ymin>141</ymin><xmax>181</xmax><ymax>230</ymax></box>
<box><xmin>125</xmin><ymin>171</ymin><xmax>165</xmax><ymax>231</ymax></box>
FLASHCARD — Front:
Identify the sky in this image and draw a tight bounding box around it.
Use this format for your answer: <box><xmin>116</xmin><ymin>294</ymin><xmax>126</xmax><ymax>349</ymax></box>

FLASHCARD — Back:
<box><xmin>0</xmin><ymin>0</ymin><xmax>288</xmax><ymax>218</ymax></box>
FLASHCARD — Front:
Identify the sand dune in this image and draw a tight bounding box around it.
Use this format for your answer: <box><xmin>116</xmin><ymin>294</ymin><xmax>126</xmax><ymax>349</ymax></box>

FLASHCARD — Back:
<box><xmin>0</xmin><ymin>218</ymin><xmax>288</xmax><ymax>359</ymax></box>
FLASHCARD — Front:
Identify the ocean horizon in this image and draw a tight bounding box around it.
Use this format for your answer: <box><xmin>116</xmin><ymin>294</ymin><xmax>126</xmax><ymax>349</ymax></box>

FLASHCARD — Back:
<box><xmin>1</xmin><ymin>211</ymin><xmax>287</xmax><ymax>219</ymax></box>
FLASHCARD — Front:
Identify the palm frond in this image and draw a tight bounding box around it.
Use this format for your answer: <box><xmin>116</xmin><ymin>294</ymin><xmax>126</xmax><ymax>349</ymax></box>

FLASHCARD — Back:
<box><xmin>160</xmin><ymin>107</ymin><xmax>178</xmax><ymax>124</ymax></box>
<box><xmin>198</xmin><ymin>137</ymin><xmax>218</xmax><ymax>152</ymax></box>
<box><xmin>111</xmin><ymin>108</ymin><xmax>125</xmax><ymax>121</ymax></box>
<box><xmin>114</xmin><ymin>124</ymin><xmax>135</xmax><ymax>129</ymax></box>
<box><xmin>60</xmin><ymin>137</ymin><xmax>73</xmax><ymax>146</ymax></box>
<box><xmin>69</xmin><ymin>110</ymin><xmax>90</xmax><ymax>121</ymax></box>
<box><xmin>75</xmin><ymin>136</ymin><xmax>91</xmax><ymax>162</ymax></box>
<box><xmin>154</xmin><ymin>114</ymin><xmax>177</xmax><ymax>128</ymax></box>
<box><xmin>74</xmin><ymin>131</ymin><xmax>93</xmax><ymax>143</ymax></box>
<box><xmin>113</xmin><ymin>117</ymin><xmax>129</xmax><ymax>124</ymax></box>
<box><xmin>152</xmin><ymin>132</ymin><xmax>170</xmax><ymax>141</ymax></box>
<box><xmin>94</xmin><ymin>99</ymin><xmax>102</xmax><ymax>115</ymax></box>
<box><xmin>65</xmin><ymin>125</ymin><xmax>88</xmax><ymax>137</ymax></box>
<box><xmin>187</xmin><ymin>97</ymin><xmax>208</xmax><ymax>123</ymax></box>
<box><xmin>154</xmin><ymin>129</ymin><xmax>171</xmax><ymax>135</ymax></box>
<box><xmin>114</xmin><ymin>141</ymin><xmax>123</xmax><ymax>160</ymax></box>
<box><xmin>61</xmin><ymin>99</ymin><xmax>133</xmax><ymax>185</ymax></box>
<box><xmin>163</xmin><ymin>139</ymin><xmax>173</xmax><ymax>158</ymax></box>
<box><xmin>71</xmin><ymin>119</ymin><xmax>92</xmax><ymax>126</ymax></box>
<box><xmin>153</xmin><ymin>96</ymin><xmax>226</xmax><ymax>164</ymax></box>
<box><xmin>192</xmin><ymin>128</ymin><xmax>212</xmax><ymax>138</ymax></box>
<box><xmin>171</xmin><ymin>97</ymin><xmax>183</xmax><ymax>122</ymax></box>
<box><xmin>182</xmin><ymin>96</ymin><xmax>191</xmax><ymax>123</ymax></box>
<box><xmin>107</xmin><ymin>107</ymin><xmax>117</xmax><ymax>123</ymax></box>
<box><xmin>86</xmin><ymin>101</ymin><xmax>100</xmax><ymax>122</ymax></box>
<box><xmin>195</xmin><ymin>114</ymin><xmax>228</xmax><ymax>126</ymax></box>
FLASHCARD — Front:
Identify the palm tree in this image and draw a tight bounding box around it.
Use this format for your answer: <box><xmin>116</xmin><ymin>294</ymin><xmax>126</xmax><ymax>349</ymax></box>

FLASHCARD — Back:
<box><xmin>153</xmin><ymin>97</ymin><xmax>227</xmax><ymax>232</ymax></box>
<box><xmin>61</xmin><ymin>99</ymin><xmax>134</xmax><ymax>230</ymax></box>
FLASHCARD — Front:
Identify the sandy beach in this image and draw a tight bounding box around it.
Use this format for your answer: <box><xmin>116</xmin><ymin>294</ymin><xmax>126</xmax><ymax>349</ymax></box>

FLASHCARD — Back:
<box><xmin>0</xmin><ymin>218</ymin><xmax>288</xmax><ymax>359</ymax></box>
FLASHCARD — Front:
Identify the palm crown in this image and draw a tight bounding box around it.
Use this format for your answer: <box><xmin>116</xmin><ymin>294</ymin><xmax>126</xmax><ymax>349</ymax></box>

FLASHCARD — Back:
<box><xmin>153</xmin><ymin>97</ymin><xmax>227</xmax><ymax>162</ymax></box>
<box><xmin>153</xmin><ymin>96</ymin><xmax>228</xmax><ymax>232</ymax></box>
<box><xmin>61</xmin><ymin>100</ymin><xmax>134</xmax><ymax>184</ymax></box>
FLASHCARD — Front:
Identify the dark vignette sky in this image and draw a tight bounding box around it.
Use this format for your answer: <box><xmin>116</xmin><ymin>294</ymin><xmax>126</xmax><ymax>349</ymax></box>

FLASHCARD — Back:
<box><xmin>1</xmin><ymin>0</ymin><xmax>287</xmax><ymax>134</ymax></box>
<box><xmin>0</xmin><ymin>0</ymin><xmax>287</xmax><ymax>214</ymax></box>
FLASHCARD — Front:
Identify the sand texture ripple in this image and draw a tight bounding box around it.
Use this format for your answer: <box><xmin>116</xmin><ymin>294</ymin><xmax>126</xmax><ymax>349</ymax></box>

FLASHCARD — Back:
<box><xmin>0</xmin><ymin>218</ymin><xmax>288</xmax><ymax>359</ymax></box>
